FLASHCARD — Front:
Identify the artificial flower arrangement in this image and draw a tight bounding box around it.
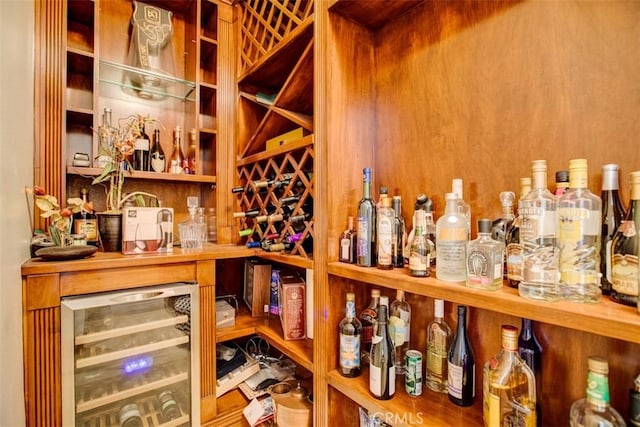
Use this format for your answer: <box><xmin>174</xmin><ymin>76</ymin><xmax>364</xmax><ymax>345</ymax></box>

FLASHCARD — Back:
<box><xmin>92</xmin><ymin>113</ymin><xmax>159</xmax><ymax>211</ymax></box>
<box><xmin>25</xmin><ymin>185</ymin><xmax>92</xmax><ymax>246</ymax></box>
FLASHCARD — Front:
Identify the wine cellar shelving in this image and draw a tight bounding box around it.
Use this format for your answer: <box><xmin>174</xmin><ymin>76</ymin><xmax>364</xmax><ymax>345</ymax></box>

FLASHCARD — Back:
<box><xmin>234</xmin><ymin>0</ymin><xmax>315</xmax><ymax>259</ymax></box>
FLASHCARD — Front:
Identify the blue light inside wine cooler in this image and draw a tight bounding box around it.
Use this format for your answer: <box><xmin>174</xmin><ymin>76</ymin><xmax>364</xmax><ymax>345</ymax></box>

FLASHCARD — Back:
<box><xmin>123</xmin><ymin>355</ymin><xmax>154</xmax><ymax>375</ymax></box>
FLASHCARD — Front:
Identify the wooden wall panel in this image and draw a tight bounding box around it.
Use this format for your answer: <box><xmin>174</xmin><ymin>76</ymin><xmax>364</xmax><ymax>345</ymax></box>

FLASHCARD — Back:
<box><xmin>200</xmin><ymin>282</ymin><xmax>217</xmax><ymax>422</ymax></box>
<box><xmin>373</xmin><ymin>0</ymin><xmax>640</xmax><ymax>230</ymax></box>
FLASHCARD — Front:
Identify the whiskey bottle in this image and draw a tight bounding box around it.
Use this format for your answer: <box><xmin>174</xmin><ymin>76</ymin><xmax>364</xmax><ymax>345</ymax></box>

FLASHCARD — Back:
<box><xmin>168</xmin><ymin>126</ymin><xmax>184</xmax><ymax>174</ymax></box>
<box><xmin>448</xmin><ymin>305</ymin><xmax>475</xmax><ymax>406</ymax></box>
<box><xmin>600</xmin><ymin>164</ymin><xmax>625</xmax><ymax>295</ymax></box>
<box><xmin>436</xmin><ymin>192</ymin><xmax>468</xmax><ymax>282</ymax></box>
<box><xmin>558</xmin><ymin>159</ymin><xmax>602</xmax><ymax>303</ymax></box>
<box><xmin>466</xmin><ymin>218</ymin><xmax>504</xmax><ymax>291</ymax></box>
<box><xmin>73</xmin><ymin>188</ymin><xmax>98</xmax><ymax>246</ymax></box>
<box><xmin>339</xmin><ymin>293</ymin><xmax>362</xmax><ymax>378</ymax></box>
<box><xmin>356</xmin><ymin>167</ymin><xmax>376</xmax><ymax>267</ymax></box>
<box><xmin>484</xmin><ymin>325</ymin><xmax>537</xmax><ymax>427</ymax></box>
<box><xmin>369</xmin><ymin>304</ymin><xmax>395</xmax><ymax>400</ymax></box>
<box><xmin>426</xmin><ymin>299</ymin><xmax>452</xmax><ymax>393</ymax></box>
<box><xmin>506</xmin><ymin>177</ymin><xmax>532</xmax><ymax>289</ymax></box>
<box><xmin>132</xmin><ymin>121</ymin><xmax>150</xmax><ymax>171</ymax></box>
<box><xmin>610</xmin><ymin>170</ymin><xmax>640</xmax><ymax>306</ymax></box>
<box><xmin>377</xmin><ymin>196</ymin><xmax>395</xmax><ymax>270</ymax></box>
<box><xmin>570</xmin><ymin>356</ymin><xmax>625</xmax><ymax>426</ymax></box>
<box><xmin>339</xmin><ymin>216</ymin><xmax>357</xmax><ymax>264</ymax></box>
<box><xmin>389</xmin><ymin>289</ymin><xmax>411</xmax><ymax>374</ymax></box>
<box><xmin>359</xmin><ymin>289</ymin><xmax>380</xmax><ymax>365</ymax></box>
<box><xmin>519</xmin><ymin>160</ymin><xmax>561</xmax><ymax>301</ymax></box>
<box><xmin>150</xmin><ymin>129</ymin><xmax>166</xmax><ymax>173</ymax></box>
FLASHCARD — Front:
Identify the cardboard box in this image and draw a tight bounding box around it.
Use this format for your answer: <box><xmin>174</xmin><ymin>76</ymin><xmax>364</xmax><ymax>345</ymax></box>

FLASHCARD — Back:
<box><xmin>277</xmin><ymin>270</ymin><xmax>306</xmax><ymax>340</ymax></box>
<box><xmin>122</xmin><ymin>207</ymin><xmax>174</xmax><ymax>254</ymax></box>
<box><xmin>243</xmin><ymin>258</ymin><xmax>272</xmax><ymax>317</ymax></box>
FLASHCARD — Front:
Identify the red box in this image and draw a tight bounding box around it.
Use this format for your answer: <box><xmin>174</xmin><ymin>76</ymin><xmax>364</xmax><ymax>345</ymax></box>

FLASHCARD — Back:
<box><xmin>277</xmin><ymin>270</ymin><xmax>306</xmax><ymax>341</ymax></box>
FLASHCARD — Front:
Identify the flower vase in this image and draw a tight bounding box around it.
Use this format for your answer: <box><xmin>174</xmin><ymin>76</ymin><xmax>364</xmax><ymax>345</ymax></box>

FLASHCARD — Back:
<box><xmin>97</xmin><ymin>212</ymin><xmax>123</xmax><ymax>252</ymax></box>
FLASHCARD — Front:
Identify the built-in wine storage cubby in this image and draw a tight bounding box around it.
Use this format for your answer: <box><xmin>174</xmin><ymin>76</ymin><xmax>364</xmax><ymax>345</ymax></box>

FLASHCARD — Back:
<box><xmin>233</xmin><ymin>0</ymin><xmax>315</xmax><ymax>259</ymax></box>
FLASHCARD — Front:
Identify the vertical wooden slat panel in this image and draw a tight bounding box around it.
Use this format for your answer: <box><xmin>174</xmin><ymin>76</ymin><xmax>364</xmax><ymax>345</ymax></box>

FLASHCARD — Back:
<box><xmin>199</xmin><ymin>282</ymin><xmax>217</xmax><ymax>421</ymax></box>
<box><xmin>28</xmin><ymin>307</ymin><xmax>60</xmax><ymax>427</ymax></box>
<box><xmin>33</xmin><ymin>0</ymin><xmax>65</xmax><ymax>231</ymax></box>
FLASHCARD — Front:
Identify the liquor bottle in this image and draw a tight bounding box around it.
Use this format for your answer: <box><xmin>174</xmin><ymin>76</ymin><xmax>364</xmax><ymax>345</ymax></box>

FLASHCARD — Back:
<box><xmin>518</xmin><ymin>318</ymin><xmax>543</xmax><ymax>426</ymax></box>
<box><xmin>466</xmin><ymin>218</ymin><xmax>504</xmax><ymax>291</ymax></box>
<box><xmin>630</xmin><ymin>373</ymin><xmax>640</xmax><ymax>427</ymax></box>
<box><xmin>339</xmin><ymin>292</ymin><xmax>362</xmax><ymax>378</ymax></box>
<box><xmin>158</xmin><ymin>390</ymin><xmax>180</xmax><ymax>421</ymax></box>
<box><xmin>183</xmin><ymin>128</ymin><xmax>197</xmax><ymax>174</ymax></box>
<box><xmin>376</xmin><ymin>186</ymin><xmax>389</xmax><ymax>210</ymax></box>
<box><xmin>610</xmin><ymin>171</ymin><xmax>640</xmax><ymax>306</ymax></box>
<box><xmin>506</xmin><ymin>177</ymin><xmax>532</xmax><ymax>289</ymax></box>
<box><xmin>448</xmin><ymin>305</ymin><xmax>475</xmax><ymax>407</ymax></box>
<box><xmin>132</xmin><ymin>120</ymin><xmax>150</xmax><ymax>171</ymax></box>
<box><xmin>409</xmin><ymin>209</ymin><xmax>430</xmax><ymax>277</ymax></box>
<box><xmin>425</xmin><ymin>203</ymin><xmax>437</xmax><ymax>267</ymax></box>
<box><xmin>280</xmin><ymin>194</ymin><xmax>302</xmax><ymax>205</ymax></box>
<box><xmin>389</xmin><ymin>289</ymin><xmax>411</xmax><ymax>374</ymax></box>
<box><xmin>558</xmin><ymin>159</ymin><xmax>602</xmax><ymax>303</ymax></box>
<box><xmin>96</xmin><ymin>107</ymin><xmax>117</xmax><ymax>168</ymax></box>
<box><xmin>392</xmin><ymin>196</ymin><xmax>406</xmax><ymax>268</ymax></box>
<box><xmin>369</xmin><ymin>304</ymin><xmax>395</xmax><ymax>400</ymax></box>
<box><xmin>519</xmin><ymin>160</ymin><xmax>561</xmax><ymax>301</ymax></box>
<box><xmin>600</xmin><ymin>164</ymin><xmax>626</xmax><ymax>295</ymax></box>
<box><xmin>491</xmin><ymin>191</ymin><xmax>515</xmax><ymax>245</ymax></box>
<box><xmin>206</xmin><ymin>207</ymin><xmax>217</xmax><ymax>243</ymax></box>
<box><xmin>452</xmin><ymin>178</ymin><xmax>471</xmax><ymax>234</ymax></box>
<box><xmin>150</xmin><ymin>129</ymin><xmax>166</xmax><ymax>173</ymax></box>
<box><xmin>73</xmin><ymin>188</ymin><xmax>98</xmax><ymax>246</ymax></box>
<box><xmin>569</xmin><ymin>356</ymin><xmax>625</xmax><ymax>427</ymax></box>
<box><xmin>356</xmin><ymin>167</ymin><xmax>376</xmax><ymax>267</ymax></box>
<box><xmin>359</xmin><ymin>289</ymin><xmax>380</xmax><ymax>365</ymax></box>
<box><xmin>554</xmin><ymin>170</ymin><xmax>570</xmax><ymax>198</ymax></box>
<box><xmin>377</xmin><ymin>196</ymin><xmax>394</xmax><ymax>270</ymax></box>
<box><xmin>404</xmin><ymin>193</ymin><xmax>431</xmax><ymax>263</ymax></box>
<box><xmin>339</xmin><ymin>216</ymin><xmax>357</xmax><ymax>264</ymax></box>
<box><xmin>426</xmin><ymin>299</ymin><xmax>452</xmax><ymax>393</ymax></box>
<box><xmin>270</xmin><ymin>171</ymin><xmax>313</xmax><ymax>190</ymax></box>
<box><xmin>484</xmin><ymin>325</ymin><xmax>537</xmax><ymax>427</ymax></box>
<box><xmin>436</xmin><ymin>192</ymin><xmax>468</xmax><ymax>282</ymax></box>
<box><xmin>168</xmin><ymin>126</ymin><xmax>184</xmax><ymax>174</ymax></box>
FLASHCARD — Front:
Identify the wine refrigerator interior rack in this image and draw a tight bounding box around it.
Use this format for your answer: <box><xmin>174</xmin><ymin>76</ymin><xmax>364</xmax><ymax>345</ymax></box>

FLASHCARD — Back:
<box><xmin>234</xmin><ymin>0</ymin><xmax>315</xmax><ymax>259</ymax></box>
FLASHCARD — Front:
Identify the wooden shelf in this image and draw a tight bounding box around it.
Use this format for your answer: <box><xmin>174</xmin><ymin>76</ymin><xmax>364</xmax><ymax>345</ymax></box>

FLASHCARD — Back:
<box><xmin>66</xmin><ymin>166</ymin><xmax>216</xmax><ymax>184</ymax></box>
<box><xmin>328</xmin><ymin>262</ymin><xmax>640</xmax><ymax>344</ymax></box>
<box><xmin>217</xmin><ymin>307</ymin><xmax>313</xmax><ymax>372</ymax></box>
<box><xmin>255</xmin><ymin>252</ymin><xmax>314</xmax><ymax>270</ymax></box>
<box><xmin>213</xmin><ymin>389</ymin><xmax>250</xmax><ymax>427</ymax></box>
<box><xmin>327</xmin><ymin>368</ymin><xmax>482</xmax><ymax>427</ymax></box>
<box><xmin>328</xmin><ymin>0</ymin><xmax>424</xmax><ymax>31</ymax></box>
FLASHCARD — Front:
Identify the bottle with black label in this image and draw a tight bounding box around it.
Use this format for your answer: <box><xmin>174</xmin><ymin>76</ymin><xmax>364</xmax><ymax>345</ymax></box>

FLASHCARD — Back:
<box><xmin>132</xmin><ymin>121</ymin><xmax>150</xmax><ymax>171</ymax></box>
<box><xmin>73</xmin><ymin>188</ymin><xmax>98</xmax><ymax>246</ymax></box>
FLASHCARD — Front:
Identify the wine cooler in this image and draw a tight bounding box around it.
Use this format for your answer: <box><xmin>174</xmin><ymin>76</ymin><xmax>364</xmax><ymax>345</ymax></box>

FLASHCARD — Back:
<box><xmin>61</xmin><ymin>283</ymin><xmax>200</xmax><ymax>426</ymax></box>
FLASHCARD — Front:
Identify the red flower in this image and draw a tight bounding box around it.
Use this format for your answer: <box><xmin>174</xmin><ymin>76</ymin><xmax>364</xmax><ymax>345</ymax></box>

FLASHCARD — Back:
<box><xmin>33</xmin><ymin>185</ymin><xmax>46</xmax><ymax>196</ymax></box>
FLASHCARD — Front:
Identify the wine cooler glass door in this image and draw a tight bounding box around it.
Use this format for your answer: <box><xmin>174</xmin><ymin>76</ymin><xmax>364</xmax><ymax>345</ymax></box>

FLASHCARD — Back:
<box><xmin>61</xmin><ymin>282</ymin><xmax>200</xmax><ymax>426</ymax></box>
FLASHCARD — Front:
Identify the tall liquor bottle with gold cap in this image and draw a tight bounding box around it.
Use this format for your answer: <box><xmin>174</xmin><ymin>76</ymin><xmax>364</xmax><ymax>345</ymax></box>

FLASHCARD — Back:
<box><xmin>558</xmin><ymin>159</ymin><xmax>602</xmax><ymax>303</ymax></box>
<box><xmin>518</xmin><ymin>160</ymin><xmax>560</xmax><ymax>301</ymax></box>
<box><xmin>610</xmin><ymin>170</ymin><xmax>640</xmax><ymax>307</ymax></box>
<box><xmin>483</xmin><ymin>325</ymin><xmax>537</xmax><ymax>427</ymax></box>
<box><xmin>506</xmin><ymin>177</ymin><xmax>532</xmax><ymax>288</ymax></box>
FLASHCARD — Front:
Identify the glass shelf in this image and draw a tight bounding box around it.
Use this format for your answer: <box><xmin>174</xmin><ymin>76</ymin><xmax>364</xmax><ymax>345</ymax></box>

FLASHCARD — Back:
<box><xmin>99</xmin><ymin>59</ymin><xmax>196</xmax><ymax>102</ymax></box>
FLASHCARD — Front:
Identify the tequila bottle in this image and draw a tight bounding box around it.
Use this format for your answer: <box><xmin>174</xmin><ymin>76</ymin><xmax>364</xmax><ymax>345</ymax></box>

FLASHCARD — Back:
<box><xmin>558</xmin><ymin>159</ymin><xmax>602</xmax><ymax>303</ymax></box>
<box><xmin>518</xmin><ymin>160</ymin><xmax>560</xmax><ymax>301</ymax></box>
<box><xmin>466</xmin><ymin>218</ymin><xmax>504</xmax><ymax>291</ymax></box>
